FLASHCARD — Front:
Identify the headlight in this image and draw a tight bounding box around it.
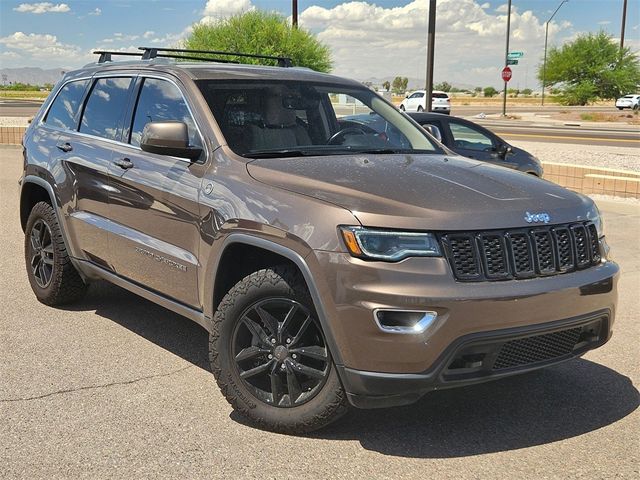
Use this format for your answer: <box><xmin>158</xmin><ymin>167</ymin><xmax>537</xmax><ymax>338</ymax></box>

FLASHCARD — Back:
<box><xmin>340</xmin><ymin>227</ymin><xmax>441</xmax><ymax>261</ymax></box>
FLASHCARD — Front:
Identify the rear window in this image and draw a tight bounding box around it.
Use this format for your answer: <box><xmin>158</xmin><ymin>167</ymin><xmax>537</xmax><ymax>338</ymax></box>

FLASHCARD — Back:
<box><xmin>43</xmin><ymin>79</ymin><xmax>89</xmax><ymax>130</ymax></box>
<box><xmin>432</xmin><ymin>93</ymin><xmax>449</xmax><ymax>99</ymax></box>
<box><xmin>80</xmin><ymin>77</ymin><xmax>133</xmax><ymax>141</ymax></box>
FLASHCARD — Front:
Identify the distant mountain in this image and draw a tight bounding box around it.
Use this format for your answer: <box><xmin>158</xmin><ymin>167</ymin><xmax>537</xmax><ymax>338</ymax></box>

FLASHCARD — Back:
<box><xmin>0</xmin><ymin>67</ymin><xmax>67</xmax><ymax>86</ymax></box>
<box><xmin>360</xmin><ymin>76</ymin><xmax>477</xmax><ymax>91</ymax></box>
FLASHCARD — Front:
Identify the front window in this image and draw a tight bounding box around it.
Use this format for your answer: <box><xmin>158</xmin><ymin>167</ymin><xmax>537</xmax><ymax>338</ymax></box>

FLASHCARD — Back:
<box><xmin>197</xmin><ymin>80</ymin><xmax>441</xmax><ymax>158</ymax></box>
<box><xmin>449</xmin><ymin>122</ymin><xmax>494</xmax><ymax>152</ymax></box>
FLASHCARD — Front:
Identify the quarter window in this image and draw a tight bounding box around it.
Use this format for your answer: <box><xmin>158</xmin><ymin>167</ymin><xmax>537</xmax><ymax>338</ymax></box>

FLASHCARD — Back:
<box><xmin>449</xmin><ymin>122</ymin><xmax>494</xmax><ymax>152</ymax></box>
<box><xmin>130</xmin><ymin>78</ymin><xmax>201</xmax><ymax>148</ymax></box>
<box><xmin>80</xmin><ymin>77</ymin><xmax>133</xmax><ymax>141</ymax></box>
<box><xmin>43</xmin><ymin>79</ymin><xmax>89</xmax><ymax>130</ymax></box>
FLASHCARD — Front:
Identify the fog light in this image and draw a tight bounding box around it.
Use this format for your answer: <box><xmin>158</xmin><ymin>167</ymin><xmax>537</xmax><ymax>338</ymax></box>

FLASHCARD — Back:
<box><xmin>374</xmin><ymin>309</ymin><xmax>437</xmax><ymax>334</ymax></box>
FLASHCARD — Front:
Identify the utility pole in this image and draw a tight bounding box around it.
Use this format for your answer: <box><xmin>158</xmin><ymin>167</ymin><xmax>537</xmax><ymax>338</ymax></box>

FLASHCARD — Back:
<box><xmin>292</xmin><ymin>0</ymin><xmax>298</xmax><ymax>28</ymax></box>
<box><xmin>620</xmin><ymin>0</ymin><xmax>627</xmax><ymax>50</ymax></box>
<box><xmin>425</xmin><ymin>0</ymin><xmax>436</xmax><ymax>112</ymax></box>
<box><xmin>502</xmin><ymin>0</ymin><xmax>512</xmax><ymax>116</ymax></box>
<box><xmin>542</xmin><ymin>0</ymin><xmax>569</xmax><ymax>106</ymax></box>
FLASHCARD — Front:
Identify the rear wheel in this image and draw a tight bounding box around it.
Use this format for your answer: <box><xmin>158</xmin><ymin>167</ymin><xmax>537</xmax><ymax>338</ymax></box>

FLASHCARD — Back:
<box><xmin>399</xmin><ymin>104</ymin><xmax>405</xmax><ymax>111</ymax></box>
<box><xmin>617</xmin><ymin>107</ymin><xmax>624</xmax><ymax>110</ymax></box>
<box><xmin>24</xmin><ymin>201</ymin><xmax>87</xmax><ymax>305</ymax></box>
<box><xmin>417</xmin><ymin>105</ymin><xmax>424</xmax><ymax>112</ymax></box>
<box><xmin>210</xmin><ymin>266</ymin><xmax>348</xmax><ymax>434</ymax></box>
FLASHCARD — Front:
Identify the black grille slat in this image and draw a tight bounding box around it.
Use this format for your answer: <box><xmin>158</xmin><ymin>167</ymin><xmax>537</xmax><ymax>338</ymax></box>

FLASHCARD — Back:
<box><xmin>587</xmin><ymin>224</ymin><xmax>602</xmax><ymax>264</ymax></box>
<box><xmin>443</xmin><ymin>221</ymin><xmax>600</xmax><ymax>282</ymax></box>
<box><xmin>532</xmin><ymin>230</ymin><xmax>556</xmax><ymax>274</ymax></box>
<box><xmin>571</xmin><ymin>224</ymin><xmax>590</xmax><ymax>268</ymax></box>
<box><xmin>552</xmin><ymin>227</ymin><xmax>574</xmax><ymax>272</ymax></box>
<box><xmin>479</xmin><ymin>234</ymin><xmax>508</xmax><ymax>278</ymax></box>
<box><xmin>447</xmin><ymin>235</ymin><xmax>480</xmax><ymax>279</ymax></box>
<box><xmin>493</xmin><ymin>327</ymin><xmax>582</xmax><ymax>370</ymax></box>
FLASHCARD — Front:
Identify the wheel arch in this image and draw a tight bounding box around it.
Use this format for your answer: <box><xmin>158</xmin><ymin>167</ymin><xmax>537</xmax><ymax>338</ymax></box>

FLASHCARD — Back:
<box><xmin>20</xmin><ymin>176</ymin><xmax>59</xmax><ymax>232</ymax></box>
<box><xmin>209</xmin><ymin>234</ymin><xmax>344</xmax><ymax>367</ymax></box>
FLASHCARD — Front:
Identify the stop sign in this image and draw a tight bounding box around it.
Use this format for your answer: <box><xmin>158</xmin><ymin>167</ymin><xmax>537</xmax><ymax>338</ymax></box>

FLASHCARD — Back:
<box><xmin>501</xmin><ymin>66</ymin><xmax>512</xmax><ymax>82</ymax></box>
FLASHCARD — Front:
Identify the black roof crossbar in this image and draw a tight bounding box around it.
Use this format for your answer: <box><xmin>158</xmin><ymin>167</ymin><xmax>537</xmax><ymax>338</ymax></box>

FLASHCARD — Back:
<box><xmin>94</xmin><ymin>50</ymin><xmax>144</xmax><ymax>63</ymax></box>
<box><xmin>138</xmin><ymin>47</ymin><xmax>293</xmax><ymax>67</ymax></box>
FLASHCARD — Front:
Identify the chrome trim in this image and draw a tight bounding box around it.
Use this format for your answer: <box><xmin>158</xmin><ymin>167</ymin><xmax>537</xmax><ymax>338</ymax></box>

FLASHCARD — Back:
<box><xmin>373</xmin><ymin>308</ymin><xmax>438</xmax><ymax>334</ymax></box>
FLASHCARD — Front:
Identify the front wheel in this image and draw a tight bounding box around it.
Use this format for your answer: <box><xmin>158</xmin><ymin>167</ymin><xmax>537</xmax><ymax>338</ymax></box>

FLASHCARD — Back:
<box><xmin>210</xmin><ymin>266</ymin><xmax>348</xmax><ymax>434</ymax></box>
<box><xmin>399</xmin><ymin>104</ymin><xmax>405</xmax><ymax>111</ymax></box>
<box><xmin>417</xmin><ymin>105</ymin><xmax>424</xmax><ymax>112</ymax></box>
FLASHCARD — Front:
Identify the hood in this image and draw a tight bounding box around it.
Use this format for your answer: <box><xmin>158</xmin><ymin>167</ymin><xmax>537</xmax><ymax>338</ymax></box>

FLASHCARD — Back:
<box><xmin>247</xmin><ymin>153</ymin><xmax>598</xmax><ymax>231</ymax></box>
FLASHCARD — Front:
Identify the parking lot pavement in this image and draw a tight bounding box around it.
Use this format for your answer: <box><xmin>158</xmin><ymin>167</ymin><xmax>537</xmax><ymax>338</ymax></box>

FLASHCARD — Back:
<box><xmin>1</xmin><ymin>145</ymin><xmax>638</xmax><ymax>479</ymax></box>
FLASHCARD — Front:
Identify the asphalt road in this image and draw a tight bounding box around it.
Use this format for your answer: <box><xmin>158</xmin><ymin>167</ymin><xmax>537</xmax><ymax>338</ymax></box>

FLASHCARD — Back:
<box><xmin>0</xmin><ymin>99</ymin><xmax>43</xmax><ymax>117</ymax></box>
<box><xmin>1</xmin><ymin>145</ymin><xmax>638</xmax><ymax>479</ymax></box>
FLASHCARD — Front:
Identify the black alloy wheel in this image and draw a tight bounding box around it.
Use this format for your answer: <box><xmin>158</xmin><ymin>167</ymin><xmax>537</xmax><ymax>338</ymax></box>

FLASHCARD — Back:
<box><xmin>231</xmin><ymin>298</ymin><xmax>330</xmax><ymax>408</ymax></box>
<box><xmin>29</xmin><ymin>219</ymin><xmax>54</xmax><ymax>288</ymax></box>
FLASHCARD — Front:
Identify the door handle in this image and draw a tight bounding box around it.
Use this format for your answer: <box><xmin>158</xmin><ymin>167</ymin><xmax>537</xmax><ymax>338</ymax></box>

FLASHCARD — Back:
<box><xmin>113</xmin><ymin>158</ymin><xmax>134</xmax><ymax>170</ymax></box>
<box><xmin>56</xmin><ymin>142</ymin><xmax>73</xmax><ymax>152</ymax></box>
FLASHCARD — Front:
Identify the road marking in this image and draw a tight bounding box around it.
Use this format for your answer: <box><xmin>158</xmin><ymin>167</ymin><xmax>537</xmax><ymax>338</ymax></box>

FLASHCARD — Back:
<box><xmin>494</xmin><ymin>132</ymin><xmax>640</xmax><ymax>143</ymax></box>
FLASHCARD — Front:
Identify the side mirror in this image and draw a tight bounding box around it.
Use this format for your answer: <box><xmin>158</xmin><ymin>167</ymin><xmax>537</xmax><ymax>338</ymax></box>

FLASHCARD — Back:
<box><xmin>422</xmin><ymin>124</ymin><xmax>442</xmax><ymax>142</ymax></box>
<box><xmin>496</xmin><ymin>143</ymin><xmax>513</xmax><ymax>158</ymax></box>
<box><xmin>140</xmin><ymin>121</ymin><xmax>202</xmax><ymax>160</ymax></box>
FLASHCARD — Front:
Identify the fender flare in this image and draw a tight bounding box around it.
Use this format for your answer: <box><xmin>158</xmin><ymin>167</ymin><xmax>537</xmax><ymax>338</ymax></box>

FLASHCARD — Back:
<box><xmin>211</xmin><ymin>233</ymin><xmax>344</xmax><ymax>367</ymax></box>
<box><xmin>21</xmin><ymin>175</ymin><xmax>83</xmax><ymax>273</ymax></box>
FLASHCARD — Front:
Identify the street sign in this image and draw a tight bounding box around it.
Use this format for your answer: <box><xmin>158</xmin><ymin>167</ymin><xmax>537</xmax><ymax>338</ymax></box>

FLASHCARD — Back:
<box><xmin>507</xmin><ymin>59</ymin><xmax>519</xmax><ymax>65</ymax></box>
<box><xmin>508</xmin><ymin>51</ymin><xmax>524</xmax><ymax>58</ymax></box>
<box><xmin>501</xmin><ymin>66</ymin><xmax>512</xmax><ymax>82</ymax></box>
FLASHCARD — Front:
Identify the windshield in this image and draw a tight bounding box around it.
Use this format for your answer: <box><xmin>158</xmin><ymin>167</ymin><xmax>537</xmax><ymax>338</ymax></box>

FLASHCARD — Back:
<box><xmin>196</xmin><ymin>80</ymin><xmax>442</xmax><ymax>158</ymax></box>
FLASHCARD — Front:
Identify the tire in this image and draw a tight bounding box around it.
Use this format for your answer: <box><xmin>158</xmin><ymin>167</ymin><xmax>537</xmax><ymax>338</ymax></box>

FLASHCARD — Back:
<box><xmin>24</xmin><ymin>201</ymin><xmax>87</xmax><ymax>306</ymax></box>
<box><xmin>210</xmin><ymin>265</ymin><xmax>348</xmax><ymax>434</ymax></box>
<box><xmin>399</xmin><ymin>104</ymin><xmax>405</xmax><ymax>111</ymax></box>
<box><xmin>617</xmin><ymin>107</ymin><xmax>624</xmax><ymax>110</ymax></box>
<box><xmin>417</xmin><ymin>105</ymin><xmax>424</xmax><ymax>112</ymax></box>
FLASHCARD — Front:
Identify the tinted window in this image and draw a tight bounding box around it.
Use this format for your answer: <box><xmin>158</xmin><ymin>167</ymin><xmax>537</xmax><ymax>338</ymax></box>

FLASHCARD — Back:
<box><xmin>450</xmin><ymin>122</ymin><xmax>494</xmax><ymax>151</ymax></box>
<box><xmin>432</xmin><ymin>93</ymin><xmax>449</xmax><ymax>99</ymax></box>
<box><xmin>44</xmin><ymin>80</ymin><xmax>88</xmax><ymax>130</ymax></box>
<box><xmin>80</xmin><ymin>77</ymin><xmax>132</xmax><ymax>140</ymax></box>
<box><xmin>410</xmin><ymin>92</ymin><xmax>424</xmax><ymax>98</ymax></box>
<box><xmin>130</xmin><ymin>78</ymin><xmax>201</xmax><ymax>147</ymax></box>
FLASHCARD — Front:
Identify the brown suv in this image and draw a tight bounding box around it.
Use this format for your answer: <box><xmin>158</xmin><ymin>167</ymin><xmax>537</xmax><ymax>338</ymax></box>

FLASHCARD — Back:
<box><xmin>19</xmin><ymin>48</ymin><xmax>618</xmax><ymax>434</ymax></box>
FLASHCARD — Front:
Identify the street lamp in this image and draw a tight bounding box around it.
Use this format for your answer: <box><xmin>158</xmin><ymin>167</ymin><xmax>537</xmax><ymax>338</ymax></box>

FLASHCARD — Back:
<box><xmin>541</xmin><ymin>0</ymin><xmax>569</xmax><ymax>106</ymax></box>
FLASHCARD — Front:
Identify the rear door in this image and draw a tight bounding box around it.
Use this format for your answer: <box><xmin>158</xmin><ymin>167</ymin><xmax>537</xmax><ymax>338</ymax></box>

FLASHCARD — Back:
<box><xmin>106</xmin><ymin>75</ymin><xmax>206</xmax><ymax>309</ymax></box>
<box><xmin>52</xmin><ymin>76</ymin><xmax>134</xmax><ymax>268</ymax></box>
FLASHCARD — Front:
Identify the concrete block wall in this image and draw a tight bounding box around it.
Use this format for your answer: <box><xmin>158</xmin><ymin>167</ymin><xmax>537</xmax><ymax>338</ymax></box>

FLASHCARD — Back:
<box><xmin>542</xmin><ymin>162</ymin><xmax>640</xmax><ymax>199</ymax></box>
<box><xmin>0</xmin><ymin>127</ymin><xmax>26</xmax><ymax>145</ymax></box>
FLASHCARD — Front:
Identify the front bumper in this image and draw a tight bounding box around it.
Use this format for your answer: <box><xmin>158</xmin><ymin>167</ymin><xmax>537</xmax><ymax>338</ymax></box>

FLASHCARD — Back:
<box><xmin>310</xmin><ymin>251</ymin><xmax>618</xmax><ymax>408</ymax></box>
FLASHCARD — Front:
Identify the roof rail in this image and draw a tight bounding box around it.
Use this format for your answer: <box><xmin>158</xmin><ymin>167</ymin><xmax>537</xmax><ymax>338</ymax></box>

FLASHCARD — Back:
<box><xmin>91</xmin><ymin>47</ymin><xmax>293</xmax><ymax>67</ymax></box>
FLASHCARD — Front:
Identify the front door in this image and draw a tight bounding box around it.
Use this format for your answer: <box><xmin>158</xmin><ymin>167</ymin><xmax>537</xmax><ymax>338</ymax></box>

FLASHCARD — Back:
<box><xmin>446</xmin><ymin>120</ymin><xmax>513</xmax><ymax>169</ymax></box>
<box><xmin>107</xmin><ymin>76</ymin><xmax>205</xmax><ymax>309</ymax></box>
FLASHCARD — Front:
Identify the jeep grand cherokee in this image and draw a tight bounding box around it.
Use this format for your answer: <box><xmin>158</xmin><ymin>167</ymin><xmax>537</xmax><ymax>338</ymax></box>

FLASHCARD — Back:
<box><xmin>19</xmin><ymin>48</ymin><xmax>618</xmax><ymax>434</ymax></box>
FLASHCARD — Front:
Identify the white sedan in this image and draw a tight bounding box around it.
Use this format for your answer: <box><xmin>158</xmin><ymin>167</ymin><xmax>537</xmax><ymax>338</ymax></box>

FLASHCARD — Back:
<box><xmin>615</xmin><ymin>94</ymin><xmax>640</xmax><ymax>110</ymax></box>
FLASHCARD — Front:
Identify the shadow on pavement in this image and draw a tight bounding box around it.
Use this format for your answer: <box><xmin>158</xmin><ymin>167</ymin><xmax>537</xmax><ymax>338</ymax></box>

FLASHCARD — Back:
<box><xmin>70</xmin><ymin>280</ymin><xmax>638</xmax><ymax>458</ymax></box>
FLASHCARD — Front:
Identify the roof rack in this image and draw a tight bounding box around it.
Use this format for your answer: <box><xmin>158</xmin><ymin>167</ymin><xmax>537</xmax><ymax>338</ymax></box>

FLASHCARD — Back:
<box><xmin>92</xmin><ymin>47</ymin><xmax>293</xmax><ymax>67</ymax></box>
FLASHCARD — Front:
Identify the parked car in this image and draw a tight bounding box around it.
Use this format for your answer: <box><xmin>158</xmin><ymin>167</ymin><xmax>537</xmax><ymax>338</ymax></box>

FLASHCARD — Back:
<box><xmin>340</xmin><ymin>112</ymin><xmax>543</xmax><ymax>176</ymax></box>
<box><xmin>400</xmin><ymin>89</ymin><xmax>450</xmax><ymax>114</ymax></box>
<box><xmin>20</xmin><ymin>47</ymin><xmax>617</xmax><ymax>434</ymax></box>
<box><xmin>407</xmin><ymin>112</ymin><xmax>544</xmax><ymax>176</ymax></box>
<box><xmin>615</xmin><ymin>94</ymin><xmax>640</xmax><ymax>110</ymax></box>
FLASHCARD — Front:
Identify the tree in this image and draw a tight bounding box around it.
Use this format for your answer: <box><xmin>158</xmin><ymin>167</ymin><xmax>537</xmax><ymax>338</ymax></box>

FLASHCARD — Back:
<box><xmin>483</xmin><ymin>86</ymin><xmax>498</xmax><ymax>97</ymax></box>
<box><xmin>391</xmin><ymin>76</ymin><xmax>408</xmax><ymax>94</ymax></box>
<box><xmin>539</xmin><ymin>31</ymin><xmax>640</xmax><ymax>105</ymax></box>
<box><xmin>382</xmin><ymin>80</ymin><xmax>391</xmax><ymax>92</ymax></box>
<box><xmin>435</xmin><ymin>81</ymin><xmax>452</xmax><ymax>92</ymax></box>
<box><xmin>522</xmin><ymin>88</ymin><xmax>533</xmax><ymax>95</ymax></box>
<box><xmin>184</xmin><ymin>10</ymin><xmax>331</xmax><ymax>72</ymax></box>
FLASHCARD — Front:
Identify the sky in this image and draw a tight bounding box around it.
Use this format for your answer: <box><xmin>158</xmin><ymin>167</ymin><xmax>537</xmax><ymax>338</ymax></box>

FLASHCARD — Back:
<box><xmin>0</xmin><ymin>0</ymin><xmax>638</xmax><ymax>88</ymax></box>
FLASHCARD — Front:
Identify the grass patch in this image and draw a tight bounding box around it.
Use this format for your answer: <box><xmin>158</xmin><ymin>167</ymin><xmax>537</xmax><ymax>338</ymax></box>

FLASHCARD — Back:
<box><xmin>0</xmin><ymin>90</ymin><xmax>49</xmax><ymax>100</ymax></box>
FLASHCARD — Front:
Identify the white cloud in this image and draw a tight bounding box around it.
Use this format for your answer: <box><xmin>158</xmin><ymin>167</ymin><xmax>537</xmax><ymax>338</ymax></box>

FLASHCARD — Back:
<box><xmin>597</xmin><ymin>21</ymin><xmax>611</xmax><ymax>25</ymax></box>
<box><xmin>13</xmin><ymin>2</ymin><xmax>70</xmax><ymax>14</ymax></box>
<box><xmin>480</xmin><ymin>2</ymin><xmax>490</xmax><ymax>8</ymax></box>
<box><xmin>0</xmin><ymin>32</ymin><xmax>81</xmax><ymax>58</ymax></box>
<box><xmin>88</xmin><ymin>7</ymin><xmax>101</xmax><ymax>16</ymax></box>
<box><xmin>494</xmin><ymin>4</ymin><xmax>509</xmax><ymax>13</ymax></box>
<box><xmin>201</xmin><ymin>0</ymin><xmax>254</xmax><ymax>23</ymax></box>
<box><xmin>143</xmin><ymin>30</ymin><xmax>155</xmax><ymax>39</ymax></box>
<box><xmin>300</xmin><ymin>0</ymin><xmax>570</xmax><ymax>88</ymax></box>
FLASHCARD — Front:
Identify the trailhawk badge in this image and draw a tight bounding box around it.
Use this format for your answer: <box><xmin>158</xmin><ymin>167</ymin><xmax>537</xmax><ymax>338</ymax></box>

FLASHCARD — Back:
<box><xmin>524</xmin><ymin>211</ymin><xmax>551</xmax><ymax>224</ymax></box>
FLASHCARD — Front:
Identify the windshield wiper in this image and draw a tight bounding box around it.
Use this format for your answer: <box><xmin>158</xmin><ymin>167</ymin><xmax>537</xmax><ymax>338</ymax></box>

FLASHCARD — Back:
<box><xmin>243</xmin><ymin>149</ymin><xmax>312</xmax><ymax>159</ymax></box>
